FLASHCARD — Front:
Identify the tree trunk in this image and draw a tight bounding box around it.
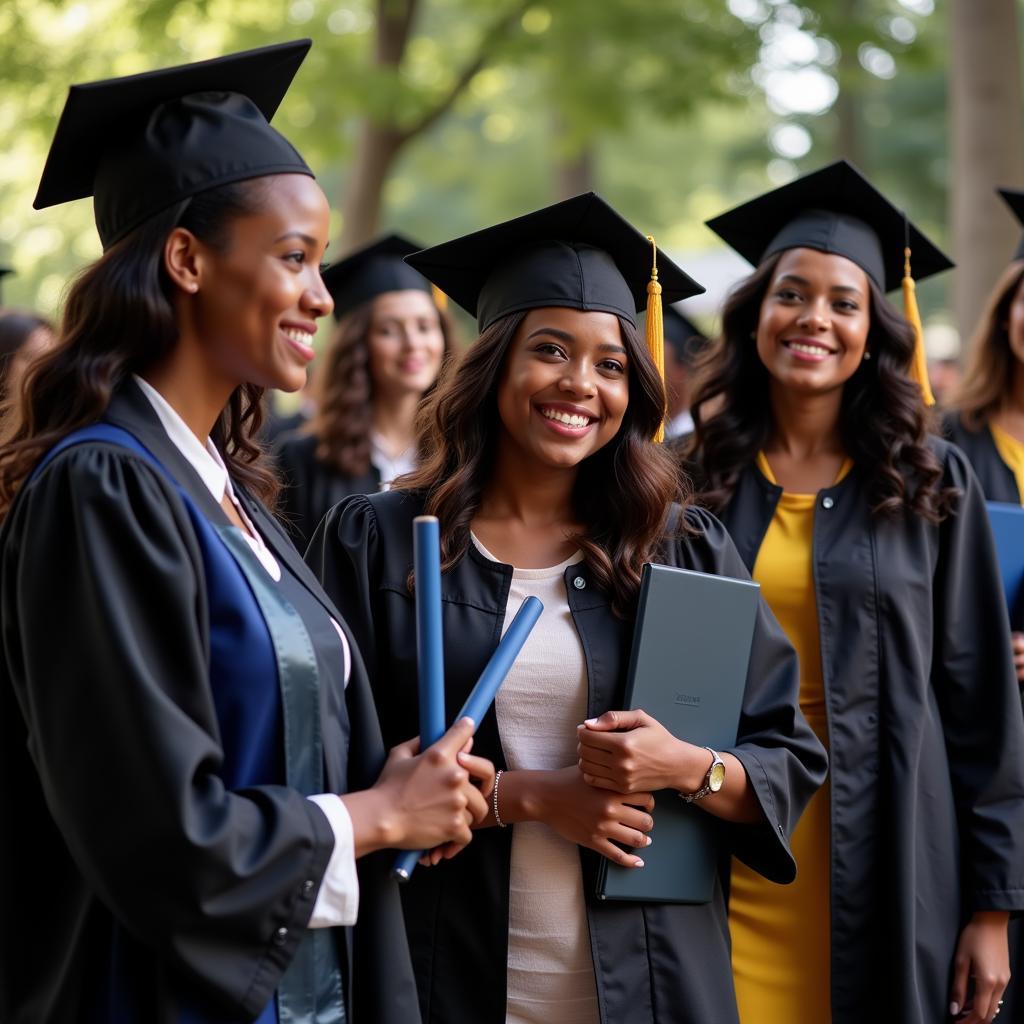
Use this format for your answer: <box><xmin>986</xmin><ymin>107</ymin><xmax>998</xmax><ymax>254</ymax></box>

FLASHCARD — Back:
<box><xmin>337</xmin><ymin>0</ymin><xmax>417</xmax><ymax>254</ymax></box>
<box><xmin>833</xmin><ymin>0</ymin><xmax>862</xmax><ymax>166</ymax></box>
<box><xmin>950</xmin><ymin>0</ymin><xmax>1024</xmax><ymax>341</ymax></box>
<box><xmin>552</xmin><ymin>109</ymin><xmax>596</xmax><ymax>198</ymax></box>
<box><xmin>339</xmin><ymin>121</ymin><xmax>405</xmax><ymax>253</ymax></box>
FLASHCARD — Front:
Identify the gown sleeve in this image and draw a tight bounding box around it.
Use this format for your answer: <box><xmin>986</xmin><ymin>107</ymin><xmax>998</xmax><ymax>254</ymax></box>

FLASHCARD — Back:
<box><xmin>1</xmin><ymin>444</ymin><xmax>335</xmax><ymax>1016</ymax></box>
<box><xmin>304</xmin><ymin>493</ymin><xmax>384</xmax><ymax>686</ymax></box>
<box><xmin>674</xmin><ymin>505</ymin><xmax>829</xmax><ymax>884</ymax></box>
<box><xmin>932</xmin><ymin>444</ymin><xmax>1024</xmax><ymax>911</ymax></box>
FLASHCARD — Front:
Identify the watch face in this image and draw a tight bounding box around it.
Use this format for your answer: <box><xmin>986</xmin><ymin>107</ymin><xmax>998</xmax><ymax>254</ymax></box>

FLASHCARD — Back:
<box><xmin>708</xmin><ymin>761</ymin><xmax>726</xmax><ymax>792</ymax></box>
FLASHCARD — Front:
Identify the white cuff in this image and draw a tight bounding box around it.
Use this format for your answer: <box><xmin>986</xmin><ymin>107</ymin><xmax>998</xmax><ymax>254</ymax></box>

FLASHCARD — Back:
<box><xmin>306</xmin><ymin>794</ymin><xmax>360</xmax><ymax>928</ymax></box>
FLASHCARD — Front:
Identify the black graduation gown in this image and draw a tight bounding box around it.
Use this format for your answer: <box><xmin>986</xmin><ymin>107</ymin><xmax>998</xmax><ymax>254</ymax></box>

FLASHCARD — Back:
<box><xmin>941</xmin><ymin>413</ymin><xmax>1024</xmax><ymax>1020</ymax></box>
<box><xmin>305</xmin><ymin>488</ymin><xmax>828</xmax><ymax>1024</ymax></box>
<box><xmin>711</xmin><ymin>438</ymin><xmax>1024</xmax><ymax>1024</ymax></box>
<box><xmin>942</xmin><ymin>411</ymin><xmax>1021</xmax><ymax>503</ymax></box>
<box><xmin>0</xmin><ymin>383</ymin><xmax>419</xmax><ymax>1024</ymax></box>
<box><xmin>275</xmin><ymin>431</ymin><xmax>380</xmax><ymax>552</ymax></box>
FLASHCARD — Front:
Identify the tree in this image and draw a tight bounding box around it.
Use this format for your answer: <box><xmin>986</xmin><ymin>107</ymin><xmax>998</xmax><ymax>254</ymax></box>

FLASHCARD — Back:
<box><xmin>338</xmin><ymin>0</ymin><xmax>529</xmax><ymax>251</ymax></box>
<box><xmin>950</xmin><ymin>0</ymin><xmax>1024</xmax><ymax>339</ymax></box>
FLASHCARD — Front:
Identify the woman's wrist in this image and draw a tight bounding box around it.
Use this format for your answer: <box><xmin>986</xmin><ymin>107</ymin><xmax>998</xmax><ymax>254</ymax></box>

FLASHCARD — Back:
<box><xmin>970</xmin><ymin>910</ymin><xmax>1011</xmax><ymax>926</ymax></box>
<box><xmin>672</xmin><ymin>741</ymin><xmax>714</xmax><ymax>795</ymax></box>
<box><xmin>493</xmin><ymin>768</ymin><xmax>550</xmax><ymax>825</ymax></box>
<box><xmin>339</xmin><ymin>788</ymin><xmax>401</xmax><ymax>856</ymax></box>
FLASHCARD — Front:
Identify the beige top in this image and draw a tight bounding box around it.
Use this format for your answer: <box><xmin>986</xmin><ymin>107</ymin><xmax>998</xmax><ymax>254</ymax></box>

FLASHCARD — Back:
<box><xmin>472</xmin><ymin>535</ymin><xmax>600</xmax><ymax>1024</ymax></box>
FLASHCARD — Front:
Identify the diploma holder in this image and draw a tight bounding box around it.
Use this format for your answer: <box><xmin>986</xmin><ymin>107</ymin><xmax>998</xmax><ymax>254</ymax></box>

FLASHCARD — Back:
<box><xmin>595</xmin><ymin>563</ymin><xmax>759</xmax><ymax>903</ymax></box>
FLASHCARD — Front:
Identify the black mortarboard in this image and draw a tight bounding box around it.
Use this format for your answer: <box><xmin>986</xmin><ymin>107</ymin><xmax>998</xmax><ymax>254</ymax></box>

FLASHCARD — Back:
<box><xmin>663</xmin><ymin>306</ymin><xmax>708</xmax><ymax>365</ymax></box>
<box><xmin>405</xmin><ymin>192</ymin><xmax>704</xmax><ymax>333</ymax></box>
<box><xmin>0</xmin><ymin>268</ymin><xmax>11</xmax><ymax>305</ymax></box>
<box><xmin>706</xmin><ymin>160</ymin><xmax>952</xmax><ymax>292</ymax></box>
<box><xmin>322</xmin><ymin>234</ymin><xmax>433</xmax><ymax>321</ymax></box>
<box><xmin>997</xmin><ymin>189</ymin><xmax>1024</xmax><ymax>262</ymax></box>
<box><xmin>33</xmin><ymin>40</ymin><xmax>313</xmax><ymax>250</ymax></box>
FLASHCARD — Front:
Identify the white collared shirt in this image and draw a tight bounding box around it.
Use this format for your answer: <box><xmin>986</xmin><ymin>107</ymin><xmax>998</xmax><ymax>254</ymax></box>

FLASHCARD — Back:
<box><xmin>369</xmin><ymin>432</ymin><xmax>417</xmax><ymax>491</ymax></box>
<box><xmin>133</xmin><ymin>375</ymin><xmax>359</xmax><ymax>928</ymax></box>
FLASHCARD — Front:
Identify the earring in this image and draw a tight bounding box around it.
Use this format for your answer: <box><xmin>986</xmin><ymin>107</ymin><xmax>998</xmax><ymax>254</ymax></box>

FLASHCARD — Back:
<box><xmin>863</xmin><ymin>350</ymin><xmax>872</xmax><ymax>361</ymax></box>
<box><xmin>188</xmin><ymin>283</ymin><xmax>198</xmax><ymax>293</ymax></box>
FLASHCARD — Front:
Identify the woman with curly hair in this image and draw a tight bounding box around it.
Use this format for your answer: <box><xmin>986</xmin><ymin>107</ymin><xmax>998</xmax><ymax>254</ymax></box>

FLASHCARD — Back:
<box><xmin>685</xmin><ymin>161</ymin><xmax>1024</xmax><ymax>1024</ymax></box>
<box><xmin>276</xmin><ymin>234</ymin><xmax>453</xmax><ymax>550</ymax></box>
<box><xmin>0</xmin><ymin>43</ymin><xmax>493</xmax><ymax>1023</ymax></box>
<box><xmin>306</xmin><ymin>193</ymin><xmax>828</xmax><ymax>1024</ymax></box>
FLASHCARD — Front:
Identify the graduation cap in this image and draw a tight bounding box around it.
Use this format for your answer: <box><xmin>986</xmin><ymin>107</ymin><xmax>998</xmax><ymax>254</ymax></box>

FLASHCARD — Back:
<box><xmin>0</xmin><ymin>268</ymin><xmax>11</xmax><ymax>306</ymax></box>
<box><xmin>706</xmin><ymin>160</ymin><xmax>953</xmax><ymax>405</ymax></box>
<box><xmin>663</xmin><ymin>306</ymin><xmax>708</xmax><ymax>365</ymax></box>
<box><xmin>33</xmin><ymin>40</ymin><xmax>313</xmax><ymax>251</ymax></box>
<box><xmin>997</xmin><ymin>188</ymin><xmax>1024</xmax><ymax>263</ymax></box>
<box><xmin>322</xmin><ymin>234</ymin><xmax>435</xmax><ymax>321</ymax></box>
<box><xmin>406</xmin><ymin>193</ymin><xmax>705</xmax><ymax>440</ymax></box>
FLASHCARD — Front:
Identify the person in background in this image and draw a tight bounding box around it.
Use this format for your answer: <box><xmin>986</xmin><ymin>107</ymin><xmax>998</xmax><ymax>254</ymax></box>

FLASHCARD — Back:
<box><xmin>0</xmin><ymin>308</ymin><xmax>55</xmax><ymax>409</ymax></box>
<box><xmin>0</xmin><ymin>42</ymin><xmax>492</xmax><ymax>1024</ymax></box>
<box><xmin>943</xmin><ymin>187</ymin><xmax>1024</xmax><ymax>1024</ymax></box>
<box><xmin>276</xmin><ymin>233</ymin><xmax>454</xmax><ymax>550</ymax></box>
<box><xmin>662</xmin><ymin>304</ymin><xmax>709</xmax><ymax>439</ymax></box>
<box><xmin>686</xmin><ymin>160</ymin><xmax>1024</xmax><ymax>1024</ymax></box>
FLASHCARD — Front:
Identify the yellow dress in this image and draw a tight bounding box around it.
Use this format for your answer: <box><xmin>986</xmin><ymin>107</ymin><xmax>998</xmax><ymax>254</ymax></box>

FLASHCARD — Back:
<box><xmin>990</xmin><ymin>422</ymin><xmax>1024</xmax><ymax>504</ymax></box>
<box><xmin>729</xmin><ymin>452</ymin><xmax>851</xmax><ymax>1024</ymax></box>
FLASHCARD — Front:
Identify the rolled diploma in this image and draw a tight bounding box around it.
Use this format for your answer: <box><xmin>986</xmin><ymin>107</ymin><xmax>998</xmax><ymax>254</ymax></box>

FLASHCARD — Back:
<box><xmin>392</xmin><ymin>516</ymin><xmax>447</xmax><ymax>881</ymax></box>
<box><xmin>393</xmin><ymin>595</ymin><xmax>544</xmax><ymax>881</ymax></box>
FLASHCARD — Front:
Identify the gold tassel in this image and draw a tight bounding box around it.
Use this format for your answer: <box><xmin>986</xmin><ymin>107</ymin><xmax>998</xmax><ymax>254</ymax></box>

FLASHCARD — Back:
<box><xmin>646</xmin><ymin>235</ymin><xmax>666</xmax><ymax>442</ymax></box>
<box><xmin>902</xmin><ymin>245</ymin><xmax>935</xmax><ymax>406</ymax></box>
<box><xmin>430</xmin><ymin>283</ymin><xmax>448</xmax><ymax>311</ymax></box>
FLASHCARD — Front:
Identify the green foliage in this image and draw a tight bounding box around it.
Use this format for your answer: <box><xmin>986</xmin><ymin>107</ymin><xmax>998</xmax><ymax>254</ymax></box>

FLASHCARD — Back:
<box><xmin>0</xmin><ymin>0</ymin><xmax>951</xmax><ymax>322</ymax></box>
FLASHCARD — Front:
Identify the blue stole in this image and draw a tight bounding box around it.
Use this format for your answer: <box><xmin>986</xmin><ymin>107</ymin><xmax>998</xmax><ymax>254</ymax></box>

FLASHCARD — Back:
<box><xmin>31</xmin><ymin>424</ymin><xmax>346</xmax><ymax>1024</ymax></box>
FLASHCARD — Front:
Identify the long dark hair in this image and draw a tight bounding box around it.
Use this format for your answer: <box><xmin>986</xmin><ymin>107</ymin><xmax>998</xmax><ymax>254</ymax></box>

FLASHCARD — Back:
<box><xmin>0</xmin><ymin>179</ymin><xmax>279</xmax><ymax>519</ymax></box>
<box><xmin>687</xmin><ymin>253</ymin><xmax>958</xmax><ymax>522</ymax></box>
<box><xmin>953</xmin><ymin>260</ymin><xmax>1024</xmax><ymax>428</ymax></box>
<box><xmin>400</xmin><ymin>310</ymin><xmax>687</xmax><ymax>617</ymax></box>
<box><xmin>306</xmin><ymin>296</ymin><xmax>456</xmax><ymax>476</ymax></box>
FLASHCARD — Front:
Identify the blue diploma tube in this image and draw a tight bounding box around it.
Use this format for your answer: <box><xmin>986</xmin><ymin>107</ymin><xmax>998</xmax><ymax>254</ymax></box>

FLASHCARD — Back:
<box><xmin>392</xmin><ymin>516</ymin><xmax>447</xmax><ymax>882</ymax></box>
<box><xmin>393</xmin><ymin>595</ymin><xmax>544</xmax><ymax>882</ymax></box>
<box><xmin>455</xmin><ymin>596</ymin><xmax>543</xmax><ymax>725</ymax></box>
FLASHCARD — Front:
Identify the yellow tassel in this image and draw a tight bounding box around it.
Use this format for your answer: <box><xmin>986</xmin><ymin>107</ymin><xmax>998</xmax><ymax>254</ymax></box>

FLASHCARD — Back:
<box><xmin>902</xmin><ymin>245</ymin><xmax>935</xmax><ymax>406</ymax></box>
<box><xmin>431</xmin><ymin>283</ymin><xmax>448</xmax><ymax>311</ymax></box>
<box><xmin>646</xmin><ymin>235</ymin><xmax>666</xmax><ymax>442</ymax></box>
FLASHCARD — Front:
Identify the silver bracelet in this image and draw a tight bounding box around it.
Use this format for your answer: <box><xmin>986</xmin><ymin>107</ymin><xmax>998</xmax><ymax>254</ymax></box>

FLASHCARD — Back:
<box><xmin>492</xmin><ymin>770</ymin><xmax>506</xmax><ymax>827</ymax></box>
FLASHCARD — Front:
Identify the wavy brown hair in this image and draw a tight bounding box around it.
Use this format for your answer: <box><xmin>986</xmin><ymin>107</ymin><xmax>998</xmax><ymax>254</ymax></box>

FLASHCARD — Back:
<box><xmin>306</xmin><ymin>296</ymin><xmax>455</xmax><ymax>475</ymax></box>
<box><xmin>687</xmin><ymin>253</ymin><xmax>958</xmax><ymax>523</ymax></box>
<box><xmin>400</xmin><ymin>310</ymin><xmax>687</xmax><ymax>617</ymax></box>
<box><xmin>0</xmin><ymin>179</ymin><xmax>282</xmax><ymax>520</ymax></box>
<box><xmin>953</xmin><ymin>261</ymin><xmax>1024</xmax><ymax>428</ymax></box>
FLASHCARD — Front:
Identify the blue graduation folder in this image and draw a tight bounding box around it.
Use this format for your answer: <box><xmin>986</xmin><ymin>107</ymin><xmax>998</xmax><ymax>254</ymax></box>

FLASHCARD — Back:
<box><xmin>986</xmin><ymin>501</ymin><xmax>1024</xmax><ymax>620</ymax></box>
<box><xmin>595</xmin><ymin>562</ymin><xmax>760</xmax><ymax>904</ymax></box>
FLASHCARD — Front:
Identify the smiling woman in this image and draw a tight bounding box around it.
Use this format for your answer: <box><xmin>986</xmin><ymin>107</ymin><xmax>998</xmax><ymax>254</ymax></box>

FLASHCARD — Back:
<box><xmin>275</xmin><ymin>233</ymin><xmax>455</xmax><ymax>551</ymax></box>
<box><xmin>306</xmin><ymin>193</ymin><xmax>828</xmax><ymax>1024</ymax></box>
<box><xmin>0</xmin><ymin>41</ymin><xmax>496</xmax><ymax>1024</ymax></box>
<box><xmin>685</xmin><ymin>160</ymin><xmax>1024</xmax><ymax>1024</ymax></box>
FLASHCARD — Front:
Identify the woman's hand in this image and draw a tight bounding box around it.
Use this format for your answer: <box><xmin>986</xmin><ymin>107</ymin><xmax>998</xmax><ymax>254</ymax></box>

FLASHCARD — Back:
<box><xmin>530</xmin><ymin>766</ymin><xmax>654</xmax><ymax>868</ymax></box>
<box><xmin>342</xmin><ymin>717</ymin><xmax>494</xmax><ymax>858</ymax></box>
<box><xmin>950</xmin><ymin>911</ymin><xmax>1011</xmax><ymax>1022</ymax></box>
<box><xmin>419</xmin><ymin>743</ymin><xmax>496</xmax><ymax>867</ymax></box>
<box><xmin>1011</xmin><ymin>633</ymin><xmax>1024</xmax><ymax>683</ymax></box>
<box><xmin>577</xmin><ymin>709</ymin><xmax>707</xmax><ymax>794</ymax></box>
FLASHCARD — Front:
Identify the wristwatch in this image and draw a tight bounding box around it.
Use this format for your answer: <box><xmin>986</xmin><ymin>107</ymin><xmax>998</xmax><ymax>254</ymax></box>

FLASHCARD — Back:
<box><xmin>680</xmin><ymin>747</ymin><xmax>726</xmax><ymax>804</ymax></box>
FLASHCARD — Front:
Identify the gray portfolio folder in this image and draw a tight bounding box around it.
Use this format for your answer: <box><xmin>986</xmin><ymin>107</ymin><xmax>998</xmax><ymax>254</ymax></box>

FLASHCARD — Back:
<box><xmin>595</xmin><ymin>562</ymin><xmax>760</xmax><ymax>904</ymax></box>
